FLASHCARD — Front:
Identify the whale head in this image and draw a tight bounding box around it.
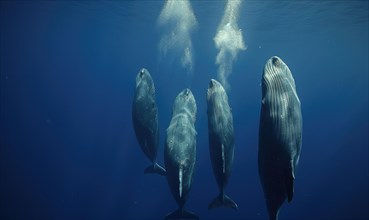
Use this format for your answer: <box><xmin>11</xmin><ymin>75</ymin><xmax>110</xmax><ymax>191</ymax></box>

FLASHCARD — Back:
<box><xmin>207</xmin><ymin>78</ymin><xmax>226</xmax><ymax>101</ymax></box>
<box><xmin>136</xmin><ymin>68</ymin><xmax>151</xmax><ymax>82</ymax></box>
<box><xmin>262</xmin><ymin>56</ymin><xmax>296</xmax><ymax>94</ymax></box>
<box><xmin>135</xmin><ymin>68</ymin><xmax>155</xmax><ymax>97</ymax></box>
<box><xmin>136</xmin><ymin>68</ymin><xmax>153</xmax><ymax>86</ymax></box>
<box><xmin>173</xmin><ymin>88</ymin><xmax>197</xmax><ymax>122</ymax></box>
<box><xmin>263</xmin><ymin>56</ymin><xmax>287</xmax><ymax>78</ymax></box>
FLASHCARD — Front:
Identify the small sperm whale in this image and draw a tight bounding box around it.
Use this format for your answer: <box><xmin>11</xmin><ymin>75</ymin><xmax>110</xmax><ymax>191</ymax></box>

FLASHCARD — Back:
<box><xmin>132</xmin><ymin>68</ymin><xmax>166</xmax><ymax>176</ymax></box>
<box><xmin>207</xmin><ymin>79</ymin><xmax>238</xmax><ymax>210</ymax></box>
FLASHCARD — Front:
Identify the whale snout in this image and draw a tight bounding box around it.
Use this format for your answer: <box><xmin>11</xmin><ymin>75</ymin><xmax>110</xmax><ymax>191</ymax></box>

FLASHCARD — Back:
<box><xmin>176</xmin><ymin>88</ymin><xmax>194</xmax><ymax>103</ymax></box>
<box><xmin>182</xmin><ymin>89</ymin><xmax>195</xmax><ymax>102</ymax></box>
<box><xmin>209</xmin><ymin>79</ymin><xmax>214</xmax><ymax>88</ymax></box>
<box><xmin>207</xmin><ymin>79</ymin><xmax>225</xmax><ymax>100</ymax></box>
<box><xmin>272</xmin><ymin>56</ymin><xmax>280</xmax><ymax>66</ymax></box>
<box><xmin>184</xmin><ymin>88</ymin><xmax>191</xmax><ymax>96</ymax></box>
<box><xmin>209</xmin><ymin>79</ymin><xmax>221</xmax><ymax>89</ymax></box>
<box><xmin>139</xmin><ymin>68</ymin><xmax>148</xmax><ymax>78</ymax></box>
<box><xmin>208</xmin><ymin>79</ymin><xmax>225</xmax><ymax>94</ymax></box>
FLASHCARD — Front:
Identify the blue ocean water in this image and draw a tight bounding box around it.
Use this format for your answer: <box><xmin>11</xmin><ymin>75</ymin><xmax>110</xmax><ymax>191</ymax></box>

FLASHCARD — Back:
<box><xmin>1</xmin><ymin>1</ymin><xmax>368</xmax><ymax>220</ymax></box>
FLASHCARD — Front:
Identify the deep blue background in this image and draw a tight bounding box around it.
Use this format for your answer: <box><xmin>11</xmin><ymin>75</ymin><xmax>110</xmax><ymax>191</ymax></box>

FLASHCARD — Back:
<box><xmin>1</xmin><ymin>1</ymin><xmax>368</xmax><ymax>220</ymax></box>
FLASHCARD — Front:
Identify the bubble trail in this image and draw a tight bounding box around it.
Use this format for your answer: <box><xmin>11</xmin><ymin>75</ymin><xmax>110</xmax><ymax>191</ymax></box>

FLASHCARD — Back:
<box><xmin>214</xmin><ymin>0</ymin><xmax>246</xmax><ymax>90</ymax></box>
<box><xmin>157</xmin><ymin>0</ymin><xmax>197</xmax><ymax>73</ymax></box>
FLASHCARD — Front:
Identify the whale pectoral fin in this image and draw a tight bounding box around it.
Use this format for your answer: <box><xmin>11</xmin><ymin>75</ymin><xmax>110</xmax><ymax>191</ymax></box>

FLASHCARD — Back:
<box><xmin>144</xmin><ymin>163</ymin><xmax>166</xmax><ymax>176</ymax></box>
<box><xmin>179</xmin><ymin>167</ymin><xmax>183</xmax><ymax>198</ymax></box>
<box><xmin>286</xmin><ymin>160</ymin><xmax>295</xmax><ymax>203</ymax></box>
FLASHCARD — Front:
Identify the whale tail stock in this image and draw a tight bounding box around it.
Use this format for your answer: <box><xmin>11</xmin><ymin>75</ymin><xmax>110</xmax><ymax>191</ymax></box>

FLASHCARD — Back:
<box><xmin>144</xmin><ymin>162</ymin><xmax>166</xmax><ymax>176</ymax></box>
<box><xmin>165</xmin><ymin>208</ymin><xmax>198</xmax><ymax>220</ymax></box>
<box><xmin>208</xmin><ymin>193</ymin><xmax>238</xmax><ymax>210</ymax></box>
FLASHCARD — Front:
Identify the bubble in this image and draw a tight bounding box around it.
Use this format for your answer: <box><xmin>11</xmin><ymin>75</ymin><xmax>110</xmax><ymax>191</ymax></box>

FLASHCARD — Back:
<box><xmin>214</xmin><ymin>0</ymin><xmax>246</xmax><ymax>90</ymax></box>
<box><xmin>158</xmin><ymin>0</ymin><xmax>197</xmax><ymax>73</ymax></box>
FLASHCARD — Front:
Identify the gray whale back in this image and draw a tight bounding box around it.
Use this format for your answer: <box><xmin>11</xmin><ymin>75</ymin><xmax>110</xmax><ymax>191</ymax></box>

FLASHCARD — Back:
<box><xmin>259</xmin><ymin>56</ymin><xmax>302</xmax><ymax>220</ymax></box>
<box><xmin>164</xmin><ymin>89</ymin><xmax>198</xmax><ymax>219</ymax></box>
<box><xmin>132</xmin><ymin>68</ymin><xmax>166</xmax><ymax>176</ymax></box>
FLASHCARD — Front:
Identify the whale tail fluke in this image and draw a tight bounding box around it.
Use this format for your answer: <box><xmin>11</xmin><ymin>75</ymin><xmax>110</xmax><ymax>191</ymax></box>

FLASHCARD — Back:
<box><xmin>144</xmin><ymin>162</ymin><xmax>166</xmax><ymax>176</ymax></box>
<box><xmin>267</xmin><ymin>208</ymin><xmax>279</xmax><ymax>220</ymax></box>
<box><xmin>165</xmin><ymin>209</ymin><xmax>198</xmax><ymax>220</ymax></box>
<box><xmin>208</xmin><ymin>193</ymin><xmax>238</xmax><ymax>210</ymax></box>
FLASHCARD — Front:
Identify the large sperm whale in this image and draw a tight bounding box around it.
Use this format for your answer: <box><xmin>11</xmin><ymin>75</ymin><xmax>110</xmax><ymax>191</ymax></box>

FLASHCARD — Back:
<box><xmin>258</xmin><ymin>56</ymin><xmax>302</xmax><ymax>220</ymax></box>
<box><xmin>132</xmin><ymin>68</ymin><xmax>166</xmax><ymax>176</ymax></box>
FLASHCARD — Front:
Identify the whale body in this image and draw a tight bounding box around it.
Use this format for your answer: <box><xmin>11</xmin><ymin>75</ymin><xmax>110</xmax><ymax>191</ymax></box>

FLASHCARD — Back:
<box><xmin>132</xmin><ymin>68</ymin><xmax>166</xmax><ymax>176</ymax></box>
<box><xmin>206</xmin><ymin>79</ymin><xmax>238</xmax><ymax>210</ymax></box>
<box><xmin>258</xmin><ymin>56</ymin><xmax>302</xmax><ymax>220</ymax></box>
<box><xmin>164</xmin><ymin>88</ymin><xmax>198</xmax><ymax>220</ymax></box>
